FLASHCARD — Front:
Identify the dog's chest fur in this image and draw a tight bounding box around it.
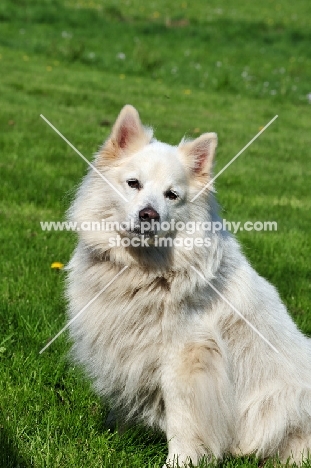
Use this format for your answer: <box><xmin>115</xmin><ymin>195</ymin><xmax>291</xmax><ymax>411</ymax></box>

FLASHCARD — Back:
<box><xmin>68</xmin><ymin>251</ymin><xmax>210</xmax><ymax>426</ymax></box>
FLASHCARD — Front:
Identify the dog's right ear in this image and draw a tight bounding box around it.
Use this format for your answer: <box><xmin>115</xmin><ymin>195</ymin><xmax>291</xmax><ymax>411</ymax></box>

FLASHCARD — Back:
<box><xmin>100</xmin><ymin>105</ymin><xmax>153</xmax><ymax>161</ymax></box>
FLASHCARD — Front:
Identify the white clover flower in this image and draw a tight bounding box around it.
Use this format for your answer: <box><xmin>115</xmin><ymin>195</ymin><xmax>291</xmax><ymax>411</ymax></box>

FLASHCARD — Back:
<box><xmin>62</xmin><ymin>31</ymin><xmax>72</xmax><ymax>39</ymax></box>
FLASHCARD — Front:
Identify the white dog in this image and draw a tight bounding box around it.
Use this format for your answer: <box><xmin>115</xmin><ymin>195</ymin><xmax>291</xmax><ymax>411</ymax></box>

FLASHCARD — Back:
<box><xmin>66</xmin><ymin>105</ymin><xmax>311</xmax><ymax>466</ymax></box>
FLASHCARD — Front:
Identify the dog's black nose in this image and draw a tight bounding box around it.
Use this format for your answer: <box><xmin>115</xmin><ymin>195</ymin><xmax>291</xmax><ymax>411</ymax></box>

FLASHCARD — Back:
<box><xmin>139</xmin><ymin>207</ymin><xmax>160</xmax><ymax>221</ymax></box>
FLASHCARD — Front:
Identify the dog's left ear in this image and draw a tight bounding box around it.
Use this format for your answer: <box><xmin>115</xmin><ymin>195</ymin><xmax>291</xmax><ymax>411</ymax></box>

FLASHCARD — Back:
<box><xmin>178</xmin><ymin>133</ymin><xmax>217</xmax><ymax>177</ymax></box>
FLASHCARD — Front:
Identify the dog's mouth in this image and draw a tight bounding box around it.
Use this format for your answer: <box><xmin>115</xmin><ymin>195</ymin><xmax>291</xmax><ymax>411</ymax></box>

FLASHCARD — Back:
<box><xmin>126</xmin><ymin>227</ymin><xmax>157</xmax><ymax>238</ymax></box>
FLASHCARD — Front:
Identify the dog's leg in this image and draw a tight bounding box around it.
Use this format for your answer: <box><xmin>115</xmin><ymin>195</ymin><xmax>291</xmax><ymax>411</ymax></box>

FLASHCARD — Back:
<box><xmin>162</xmin><ymin>336</ymin><xmax>235</xmax><ymax>467</ymax></box>
<box><xmin>279</xmin><ymin>433</ymin><xmax>311</xmax><ymax>465</ymax></box>
<box><xmin>237</xmin><ymin>386</ymin><xmax>311</xmax><ymax>464</ymax></box>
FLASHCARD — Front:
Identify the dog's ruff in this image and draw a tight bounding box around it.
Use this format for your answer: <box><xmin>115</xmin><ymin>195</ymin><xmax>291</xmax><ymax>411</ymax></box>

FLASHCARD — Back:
<box><xmin>66</xmin><ymin>105</ymin><xmax>311</xmax><ymax>466</ymax></box>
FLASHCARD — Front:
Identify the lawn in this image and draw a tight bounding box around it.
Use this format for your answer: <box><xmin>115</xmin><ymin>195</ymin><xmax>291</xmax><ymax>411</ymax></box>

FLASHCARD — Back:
<box><xmin>0</xmin><ymin>0</ymin><xmax>311</xmax><ymax>466</ymax></box>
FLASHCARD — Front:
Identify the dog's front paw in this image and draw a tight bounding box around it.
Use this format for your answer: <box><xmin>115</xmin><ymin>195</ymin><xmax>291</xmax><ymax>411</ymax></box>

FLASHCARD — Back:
<box><xmin>163</xmin><ymin>453</ymin><xmax>196</xmax><ymax>467</ymax></box>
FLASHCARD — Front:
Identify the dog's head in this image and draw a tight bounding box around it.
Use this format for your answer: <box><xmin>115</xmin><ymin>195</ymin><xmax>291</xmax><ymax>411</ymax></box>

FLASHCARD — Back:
<box><xmin>70</xmin><ymin>105</ymin><xmax>217</xmax><ymax>257</ymax></box>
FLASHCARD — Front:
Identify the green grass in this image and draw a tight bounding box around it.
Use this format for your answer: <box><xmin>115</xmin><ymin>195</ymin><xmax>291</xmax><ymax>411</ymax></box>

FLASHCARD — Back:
<box><xmin>0</xmin><ymin>0</ymin><xmax>311</xmax><ymax>466</ymax></box>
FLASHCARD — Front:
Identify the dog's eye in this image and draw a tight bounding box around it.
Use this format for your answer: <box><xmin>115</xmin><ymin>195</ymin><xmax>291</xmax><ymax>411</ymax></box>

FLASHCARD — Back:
<box><xmin>165</xmin><ymin>190</ymin><xmax>178</xmax><ymax>200</ymax></box>
<box><xmin>127</xmin><ymin>179</ymin><xmax>141</xmax><ymax>190</ymax></box>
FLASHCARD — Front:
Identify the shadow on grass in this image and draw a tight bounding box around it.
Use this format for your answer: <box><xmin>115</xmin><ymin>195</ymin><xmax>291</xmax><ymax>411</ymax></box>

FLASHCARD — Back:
<box><xmin>0</xmin><ymin>419</ymin><xmax>29</xmax><ymax>468</ymax></box>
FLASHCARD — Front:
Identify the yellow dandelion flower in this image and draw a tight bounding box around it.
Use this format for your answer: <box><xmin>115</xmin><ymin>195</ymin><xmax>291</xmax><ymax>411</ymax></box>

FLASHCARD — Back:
<box><xmin>183</xmin><ymin>89</ymin><xmax>192</xmax><ymax>95</ymax></box>
<box><xmin>51</xmin><ymin>262</ymin><xmax>64</xmax><ymax>269</ymax></box>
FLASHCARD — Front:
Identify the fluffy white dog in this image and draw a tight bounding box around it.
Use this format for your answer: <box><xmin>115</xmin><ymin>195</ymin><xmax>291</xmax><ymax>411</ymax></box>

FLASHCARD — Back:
<box><xmin>66</xmin><ymin>105</ymin><xmax>311</xmax><ymax>466</ymax></box>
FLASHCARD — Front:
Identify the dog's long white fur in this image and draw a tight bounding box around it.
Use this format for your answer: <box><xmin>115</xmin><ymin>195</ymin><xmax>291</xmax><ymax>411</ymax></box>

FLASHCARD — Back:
<box><xmin>66</xmin><ymin>105</ymin><xmax>311</xmax><ymax>467</ymax></box>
